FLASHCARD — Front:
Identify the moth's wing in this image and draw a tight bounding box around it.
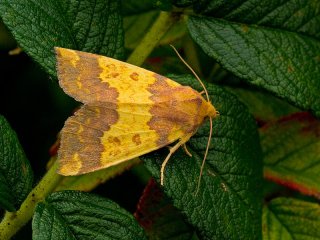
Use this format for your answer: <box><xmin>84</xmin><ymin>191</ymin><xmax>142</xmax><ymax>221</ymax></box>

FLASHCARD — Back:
<box><xmin>58</xmin><ymin>103</ymin><xmax>187</xmax><ymax>175</ymax></box>
<box><xmin>56</xmin><ymin>47</ymin><xmax>207</xmax><ymax>175</ymax></box>
<box><xmin>55</xmin><ymin>47</ymin><xmax>181</xmax><ymax>104</ymax></box>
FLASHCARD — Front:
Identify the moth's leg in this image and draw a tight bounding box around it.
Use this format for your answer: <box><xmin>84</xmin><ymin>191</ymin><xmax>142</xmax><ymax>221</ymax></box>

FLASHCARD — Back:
<box><xmin>183</xmin><ymin>144</ymin><xmax>192</xmax><ymax>157</ymax></box>
<box><xmin>160</xmin><ymin>134</ymin><xmax>193</xmax><ymax>186</ymax></box>
<box><xmin>160</xmin><ymin>141</ymin><xmax>184</xmax><ymax>186</ymax></box>
<box><xmin>199</xmin><ymin>90</ymin><xmax>205</xmax><ymax>95</ymax></box>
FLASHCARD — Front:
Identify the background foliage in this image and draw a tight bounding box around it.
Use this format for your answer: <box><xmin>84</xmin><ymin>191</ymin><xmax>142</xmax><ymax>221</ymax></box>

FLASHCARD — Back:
<box><xmin>0</xmin><ymin>0</ymin><xmax>319</xmax><ymax>239</ymax></box>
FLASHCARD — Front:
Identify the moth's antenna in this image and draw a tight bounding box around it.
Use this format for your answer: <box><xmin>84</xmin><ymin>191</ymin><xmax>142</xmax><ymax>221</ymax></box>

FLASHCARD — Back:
<box><xmin>170</xmin><ymin>45</ymin><xmax>210</xmax><ymax>102</ymax></box>
<box><xmin>170</xmin><ymin>45</ymin><xmax>213</xmax><ymax>195</ymax></box>
<box><xmin>195</xmin><ymin>116</ymin><xmax>212</xmax><ymax>195</ymax></box>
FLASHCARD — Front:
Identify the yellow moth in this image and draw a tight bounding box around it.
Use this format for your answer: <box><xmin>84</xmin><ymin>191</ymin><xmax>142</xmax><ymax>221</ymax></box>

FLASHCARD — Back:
<box><xmin>55</xmin><ymin>47</ymin><xmax>218</xmax><ymax>187</ymax></box>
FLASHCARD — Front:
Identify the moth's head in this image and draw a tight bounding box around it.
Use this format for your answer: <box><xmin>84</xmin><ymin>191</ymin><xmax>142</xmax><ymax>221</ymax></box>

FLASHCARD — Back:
<box><xmin>206</xmin><ymin>102</ymin><xmax>218</xmax><ymax>118</ymax></box>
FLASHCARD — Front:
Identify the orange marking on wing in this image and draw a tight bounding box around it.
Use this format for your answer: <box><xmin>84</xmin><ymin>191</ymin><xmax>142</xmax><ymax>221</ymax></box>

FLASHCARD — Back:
<box><xmin>130</xmin><ymin>72</ymin><xmax>139</xmax><ymax>81</ymax></box>
<box><xmin>108</xmin><ymin>136</ymin><xmax>121</xmax><ymax>145</ymax></box>
<box><xmin>132</xmin><ymin>134</ymin><xmax>142</xmax><ymax>145</ymax></box>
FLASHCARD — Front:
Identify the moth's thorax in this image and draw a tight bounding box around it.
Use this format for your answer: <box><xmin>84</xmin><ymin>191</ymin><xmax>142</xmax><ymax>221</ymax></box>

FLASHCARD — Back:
<box><xmin>180</xmin><ymin>88</ymin><xmax>216</xmax><ymax>118</ymax></box>
<box><xmin>152</xmin><ymin>86</ymin><xmax>214</xmax><ymax>130</ymax></box>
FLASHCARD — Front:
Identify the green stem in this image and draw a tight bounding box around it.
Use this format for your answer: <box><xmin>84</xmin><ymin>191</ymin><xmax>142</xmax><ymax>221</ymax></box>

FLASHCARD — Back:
<box><xmin>127</xmin><ymin>11</ymin><xmax>178</xmax><ymax>66</ymax></box>
<box><xmin>0</xmin><ymin>161</ymin><xmax>63</xmax><ymax>240</ymax></box>
<box><xmin>183</xmin><ymin>34</ymin><xmax>202</xmax><ymax>77</ymax></box>
<box><xmin>208</xmin><ymin>63</ymin><xmax>221</xmax><ymax>82</ymax></box>
<box><xmin>54</xmin><ymin>158</ymin><xmax>141</xmax><ymax>192</ymax></box>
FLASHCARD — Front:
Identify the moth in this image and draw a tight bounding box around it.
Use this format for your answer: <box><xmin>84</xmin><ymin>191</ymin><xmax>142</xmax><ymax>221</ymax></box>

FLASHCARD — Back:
<box><xmin>55</xmin><ymin>47</ymin><xmax>218</xmax><ymax>186</ymax></box>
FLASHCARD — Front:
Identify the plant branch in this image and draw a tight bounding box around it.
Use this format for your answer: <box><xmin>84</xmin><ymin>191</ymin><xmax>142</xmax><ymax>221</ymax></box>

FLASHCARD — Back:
<box><xmin>54</xmin><ymin>158</ymin><xmax>141</xmax><ymax>191</ymax></box>
<box><xmin>0</xmin><ymin>160</ymin><xmax>63</xmax><ymax>240</ymax></box>
<box><xmin>183</xmin><ymin>34</ymin><xmax>203</xmax><ymax>77</ymax></box>
<box><xmin>0</xmin><ymin>156</ymin><xmax>141</xmax><ymax>239</ymax></box>
<box><xmin>127</xmin><ymin>11</ymin><xmax>179</xmax><ymax>66</ymax></box>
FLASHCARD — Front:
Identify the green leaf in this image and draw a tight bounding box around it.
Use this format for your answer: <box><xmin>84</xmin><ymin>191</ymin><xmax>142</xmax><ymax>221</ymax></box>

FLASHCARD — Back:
<box><xmin>32</xmin><ymin>191</ymin><xmax>147</xmax><ymax>240</ymax></box>
<box><xmin>0</xmin><ymin>115</ymin><xmax>33</xmax><ymax>211</ymax></box>
<box><xmin>229</xmin><ymin>87</ymin><xmax>298</xmax><ymax>122</ymax></box>
<box><xmin>0</xmin><ymin>0</ymin><xmax>124</xmax><ymax>76</ymax></box>
<box><xmin>193</xmin><ymin>0</ymin><xmax>320</xmax><ymax>39</ymax></box>
<box><xmin>135</xmin><ymin>179</ymin><xmax>196</xmax><ymax>239</ymax></box>
<box><xmin>171</xmin><ymin>0</ymin><xmax>194</xmax><ymax>8</ymax></box>
<box><xmin>142</xmin><ymin>75</ymin><xmax>263</xmax><ymax>239</ymax></box>
<box><xmin>188</xmin><ymin>16</ymin><xmax>320</xmax><ymax>117</ymax></box>
<box><xmin>263</xmin><ymin>197</ymin><xmax>320</xmax><ymax>240</ymax></box>
<box><xmin>260</xmin><ymin>112</ymin><xmax>320</xmax><ymax>198</ymax></box>
<box><xmin>122</xmin><ymin>0</ymin><xmax>155</xmax><ymax>16</ymax></box>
